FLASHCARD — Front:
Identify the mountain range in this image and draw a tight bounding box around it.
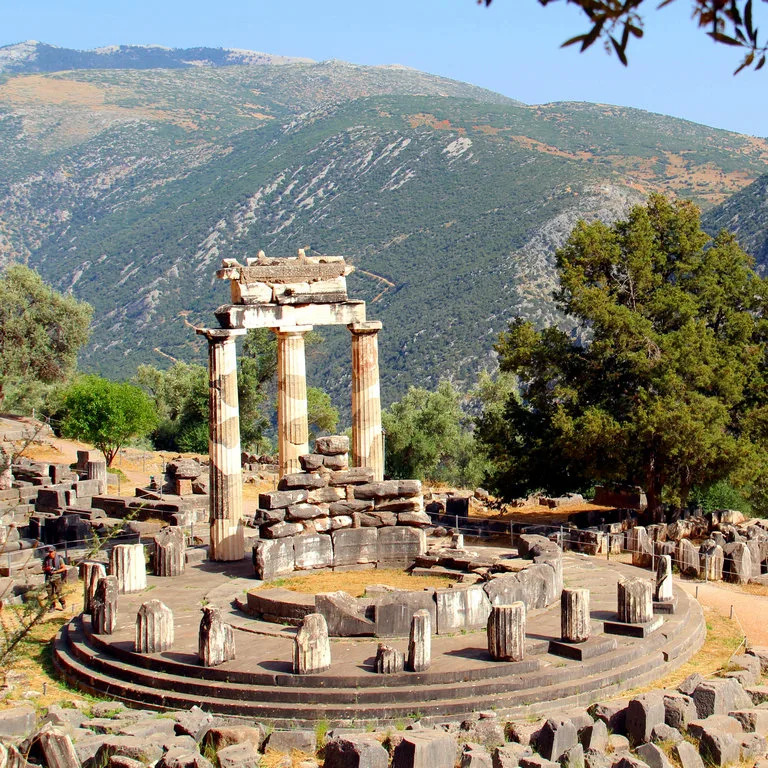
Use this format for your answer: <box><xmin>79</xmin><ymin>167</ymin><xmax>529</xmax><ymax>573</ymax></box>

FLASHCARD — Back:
<box><xmin>1</xmin><ymin>41</ymin><xmax>767</xmax><ymax>418</ymax></box>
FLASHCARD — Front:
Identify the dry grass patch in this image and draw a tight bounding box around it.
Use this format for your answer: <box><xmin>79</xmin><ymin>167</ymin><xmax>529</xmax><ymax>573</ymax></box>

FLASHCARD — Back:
<box><xmin>626</xmin><ymin>607</ymin><xmax>744</xmax><ymax>696</ymax></box>
<box><xmin>0</xmin><ymin>582</ymin><xmax>97</xmax><ymax>712</ymax></box>
<box><xmin>260</xmin><ymin>569</ymin><xmax>458</xmax><ymax>597</ymax></box>
<box><xmin>261</xmin><ymin>749</ymin><xmax>316</xmax><ymax>768</ymax></box>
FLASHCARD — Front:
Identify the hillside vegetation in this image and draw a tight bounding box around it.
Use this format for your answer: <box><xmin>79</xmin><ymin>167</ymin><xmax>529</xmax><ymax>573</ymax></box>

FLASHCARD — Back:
<box><xmin>1</xmin><ymin>43</ymin><xmax>767</xmax><ymax>415</ymax></box>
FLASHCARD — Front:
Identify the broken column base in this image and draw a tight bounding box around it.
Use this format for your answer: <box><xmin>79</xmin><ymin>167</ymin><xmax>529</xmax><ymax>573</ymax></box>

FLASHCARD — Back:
<box><xmin>603</xmin><ymin>615</ymin><xmax>663</xmax><ymax>638</ymax></box>
<box><xmin>652</xmin><ymin>597</ymin><xmax>679</xmax><ymax>615</ymax></box>
<box><xmin>547</xmin><ymin>635</ymin><xmax>617</xmax><ymax>661</ymax></box>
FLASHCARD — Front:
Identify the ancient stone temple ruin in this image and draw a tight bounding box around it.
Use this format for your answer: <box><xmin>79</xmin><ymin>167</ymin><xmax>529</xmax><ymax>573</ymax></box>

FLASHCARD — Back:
<box><xmin>197</xmin><ymin>250</ymin><xmax>384</xmax><ymax>561</ymax></box>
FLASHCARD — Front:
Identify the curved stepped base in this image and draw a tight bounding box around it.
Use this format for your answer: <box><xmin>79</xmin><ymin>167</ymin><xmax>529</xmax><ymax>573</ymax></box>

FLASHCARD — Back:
<box><xmin>52</xmin><ymin>558</ymin><xmax>706</xmax><ymax>727</ymax></box>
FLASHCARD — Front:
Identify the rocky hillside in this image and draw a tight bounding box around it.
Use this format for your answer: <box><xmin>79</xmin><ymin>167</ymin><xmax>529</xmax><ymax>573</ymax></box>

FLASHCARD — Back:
<box><xmin>1</xmin><ymin>43</ymin><xmax>767</xmax><ymax>412</ymax></box>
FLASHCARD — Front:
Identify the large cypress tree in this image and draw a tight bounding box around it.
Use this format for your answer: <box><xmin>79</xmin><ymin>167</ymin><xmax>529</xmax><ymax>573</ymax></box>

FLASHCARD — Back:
<box><xmin>480</xmin><ymin>193</ymin><xmax>768</xmax><ymax>514</ymax></box>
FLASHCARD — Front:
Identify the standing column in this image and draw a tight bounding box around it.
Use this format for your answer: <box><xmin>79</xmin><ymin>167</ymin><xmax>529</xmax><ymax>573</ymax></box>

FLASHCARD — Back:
<box><xmin>197</xmin><ymin>328</ymin><xmax>246</xmax><ymax>562</ymax></box>
<box><xmin>349</xmin><ymin>321</ymin><xmax>384</xmax><ymax>481</ymax></box>
<box><xmin>276</xmin><ymin>326</ymin><xmax>311</xmax><ymax>477</ymax></box>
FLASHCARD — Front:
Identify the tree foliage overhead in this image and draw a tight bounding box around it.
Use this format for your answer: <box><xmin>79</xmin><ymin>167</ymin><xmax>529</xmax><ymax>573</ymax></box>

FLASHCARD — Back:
<box><xmin>0</xmin><ymin>264</ymin><xmax>92</xmax><ymax>409</ymax></box>
<box><xmin>481</xmin><ymin>194</ymin><xmax>768</xmax><ymax>511</ymax></box>
<box><xmin>481</xmin><ymin>0</ymin><xmax>768</xmax><ymax>72</ymax></box>
<box><xmin>59</xmin><ymin>375</ymin><xmax>158</xmax><ymax>466</ymax></box>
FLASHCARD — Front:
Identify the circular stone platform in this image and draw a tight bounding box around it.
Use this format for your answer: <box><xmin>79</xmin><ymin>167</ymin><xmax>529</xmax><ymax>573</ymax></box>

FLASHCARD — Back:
<box><xmin>53</xmin><ymin>550</ymin><xmax>705</xmax><ymax>727</ymax></box>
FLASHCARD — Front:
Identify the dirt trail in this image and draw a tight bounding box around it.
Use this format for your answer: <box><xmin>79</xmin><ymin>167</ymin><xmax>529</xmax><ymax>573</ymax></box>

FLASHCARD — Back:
<box><xmin>677</xmin><ymin>579</ymin><xmax>768</xmax><ymax>647</ymax></box>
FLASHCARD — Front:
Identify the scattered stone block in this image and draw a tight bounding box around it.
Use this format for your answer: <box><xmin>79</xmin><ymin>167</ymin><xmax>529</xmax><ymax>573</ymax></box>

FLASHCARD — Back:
<box><xmin>561</xmin><ymin>744</ymin><xmax>585</xmax><ymax>768</ymax></box>
<box><xmin>692</xmin><ymin>679</ymin><xmax>753</xmax><ymax>718</ymax></box>
<box><xmin>216</xmin><ymin>741</ymin><xmax>261</xmax><ymax>768</ymax></box>
<box><xmin>0</xmin><ymin>703</ymin><xmax>36</xmax><ymax>739</ymax></box>
<box><xmin>535</xmin><ymin>719</ymin><xmax>578</xmax><ymax>762</ymax></box>
<box><xmin>677</xmin><ymin>539</ymin><xmax>700</xmax><ymax>577</ymax></box>
<box><xmin>655</xmin><ymin>555</ymin><xmax>673</xmax><ymax>602</ymax></box>
<box><xmin>392</xmin><ymin>731</ymin><xmax>458</xmax><ymax>768</ymax></box>
<box><xmin>588</xmin><ymin>701</ymin><xmax>627</xmax><ymax>735</ymax></box>
<box><xmin>265</xmin><ymin>730</ymin><xmax>317</xmax><ymax>754</ymax></box>
<box><xmin>316</xmin><ymin>436</ymin><xmax>350</xmax><ymax>455</ymax></box>
<box><xmin>519</xmin><ymin>758</ymin><xmax>559</xmax><ymax>768</ymax></box>
<box><xmin>673</xmin><ymin>742</ymin><xmax>704</xmax><ymax>768</ymax></box>
<box><xmin>316</xmin><ymin>591</ymin><xmax>375</xmax><ymax>636</ymax></box>
<box><xmin>729</xmin><ymin>709</ymin><xmax>768</xmax><ymax>735</ymax></box>
<box><xmin>626</xmin><ymin>693</ymin><xmax>665</xmax><ymax>746</ymax></box>
<box><xmin>375</xmin><ymin>590</ymin><xmax>436</xmax><ymax>637</ymax></box>
<box><xmin>611</xmin><ymin>757</ymin><xmax>649</xmax><ymax>768</ymax></box>
<box><xmin>253</xmin><ymin>538</ymin><xmax>294</xmax><ymax>580</ymax></box>
<box><xmin>724</xmin><ymin>543</ymin><xmax>752</xmax><ymax>584</ymax></box>
<box><xmin>202</xmin><ymin>725</ymin><xmax>266</xmax><ymax>752</ymax></box>
<box><xmin>198</xmin><ymin>606</ymin><xmax>235</xmax><ymax>667</ymax></box>
<box><xmin>628</xmin><ymin>527</ymin><xmax>653</xmax><ymax>568</ymax></box>
<box><xmin>462</xmin><ymin>743</ymin><xmax>493</xmax><ymax>768</ymax></box>
<box><xmin>635</xmin><ymin>744</ymin><xmax>672</xmax><ymax>768</ymax></box>
<box><xmin>699</xmin><ymin>541</ymin><xmax>724</xmax><ymax>581</ymax></box>
<box><xmin>580</xmin><ymin>720</ymin><xmax>608</xmax><ymax>753</ymax></box>
<box><xmin>135</xmin><ymin>599</ymin><xmax>174</xmax><ymax>653</ymax></box>
<box><xmin>294</xmin><ymin>613</ymin><xmax>331</xmax><ymax>674</ymax></box>
<box><xmin>324</xmin><ymin>735</ymin><xmax>389</xmax><ymax>768</ymax></box>
<box><xmin>377</xmin><ymin>526</ymin><xmax>426</xmax><ymax>565</ymax></box>
<box><xmin>294</xmin><ymin>534</ymin><xmax>333</xmax><ymax>570</ymax></box>
<box><xmin>698</xmin><ymin>730</ymin><xmax>741</xmax><ymax>767</ymax></box>
<box><xmin>492</xmin><ymin>744</ymin><xmax>533</xmax><ymax>768</ymax></box>
<box><xmin>374</xmin><ymin>643</ymin><xmax>404</xmax><ymax>673</ymax></box>
<box><xmin>158</xmin><ymin>747</ymin><xmax>215</xmax><ymax>768</ymax></box>
<box><xmin>663</xmin><ymin>692</ymin><xmax>698</xmax><ymax>730</ymax></box>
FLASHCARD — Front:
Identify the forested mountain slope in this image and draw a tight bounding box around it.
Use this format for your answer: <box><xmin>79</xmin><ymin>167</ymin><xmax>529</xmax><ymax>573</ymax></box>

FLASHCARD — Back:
<box><xmin>1</xmin><ymin>43</ymin><xmax>767</xmax><ymax>413</ymax></box>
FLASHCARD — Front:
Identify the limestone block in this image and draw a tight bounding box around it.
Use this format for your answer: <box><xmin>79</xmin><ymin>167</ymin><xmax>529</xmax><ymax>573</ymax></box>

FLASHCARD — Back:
<box><xmin>198</xmin><ymin>606</ymin><xmax>235</xmax><ymax>667</ymax></box>
<box><xmin>167</xmin><ymin>458</ymin><xmax>202</xmax><ymax>480</ymax></box>
<box><xmin>110</xmin><ymin>543</ymin><xmax>147</xmax><ymax>594</ymax></box>
<box><xmin>81</xmin><ymin>561</ymin><xmax>106</xmax><ymax>614</ymax></box>
<box><xmin>32</xmin><ymin>723</ymin><xmax>80</xmax><ymax>768</ymax></box>
<box><xmin>308</xmin><ymin>486</ymin><xmax>346</xmax><ymax>504</ymax></box>
<box><xmin>692</xmin><ymin>679</ymin><xmax>753</xmax><ymax>718</ymax></box>
<box><xmin>356</xmin><ymin>510</ymin><xmax>397</xmax><ymax>527</ymax></box>
<box><xmin>672</xmin><ymin>743</ymin><xmax>704</xmax><ymax>768</ymax></box>
<box><xmin>635</xmin><ymin>744</ymin><xmax>672</xmax><ymax>768</ymax></box>
<box><xmin>461</xmin><ymin>744</ymin><xmax>493</xmax><ymax>768</ymax></box>
<box><xmin>216</xmin><ymin>741</ymin><xmax>261</xmax><ymax>768</ymax></box>
<box><xmin>329</xmin><ymin>468</ymin><xmax>375</xmax><ymax>486</ymax></box>
<box><xmin>617</xmin><ymin>577</ymin><xmax>653</xmax><ymax>624</ymax></box>
<box><xmin>0</xmin><ymin>703</ymin><xmax>36</xmax><ymax>739</ymax></box>
<box><xmin>392</xmin><ymin>732</ymin><xmax>458</xmax><ymax>768</ymax></box>
<box><xmin>354</xmin><ymin>480</ymin><xmax>422</xmax><ymax>500</ymax></box>
<box><xmin>724</xmin><ymin>543</ymin><xmax>752</xmax><ymax>584</ymax></box>
<box><xmin>278</xmin><ymin>473</ymin><xmax>326</xmax><ymax>491</ymax></box>
<box><xmin>374</xmin><ymin>643</ymin><xmax>404</xmax><ymax>673</ymax></box>
<box><xmin>517</xmin><ymin>563</ymin><xmax>558</xmax><ymax>609</ymax></box>
<box><xmin>333</xmin><ymin>528</ymin><xmax>378</xmax><ymax>566</ymax></box>
<box><xmin>323</xmin><ymin>454</ymin><xmax>349</xmax><ymax>471</ymax></box>
<box><xmin>135</xmin><ymin>599</ymin><xmax>174</xmax><ymax>653</ymax></box>
<box><xmin>655</xmin><ymin>555</ymin><xmax>674</xmax><ymax>601</ymax></box>
<box><xmin>626</xmin><ymin>693</ymin><xmax>665</xmax><ymax>745</ymax></box>
<box><xmin>329</xmin><ymin>500</ymin><xmax>374</xmax><ymax>516</ymax></box>
<box><xmin>377</xmin><ymin>526</ymin><xmax>426</xmax><ymax>565</ymax></box>
<box><xmin>677</xmin><ymin>539</ymin><xmax>700</xmax><ymax>577</ymax></box>
<box><xmin>259</xmin><ymin>490</ymin><xmax>309</xmax><ymax>510</ymax></box>
<box><xmin>286</xmin><ymin>503</ymin><xmax>324</xmax><ymax>521</ymax></box>
<box><xmin>580</xmin><ymin>720</ymin><xmax>608</xmax><ymax>753</ymax></box>
<box><xmin>92</xmin><ymin>575</ymin><xmax>119</xmax><ymax>635</ymax></box>
<box><xmin>699</xmin><ymin>730</ymin><xmax>741</xmax><ymax>767</ymax></box>
<box><xmin>663</xmin><ymin>692</ymin><xmax>698</xmax><ymax>730</ymax></box>
<box><xmin>407</xmin><ymin>609</ymin><xmax>431</xmax><ymax>672</ymax></box>
<box><xmin>315</xmin><ymin>591</ymin><xmax>374</xmax><ymax>636</ymax></box>
<box><xmin>86</xmin><ymin>460</ymin><xmax>108</xmax><ymax>495</ymax></box>
<box><xmin>262</xmin><ymin>521</ymin><xmax>303</xmax><ymax>539</ymax></box>
<box><xmin>436</xmin><ymin>584</ymin><xmax>492</xmax><ymax>634</ymax></box>
<box><xmin>484</xmin><ymin>574</ymin><xmax>525</xmax><ymax>607</ymax></box>
<box><xmin>374</xmin><ymin>589</ymin><xmax>436</xmax><ymax>637</ymax></box>
<box><xmin>561</xmin><ymin>588</ymin><xmax>590</xmax><ymax>643</ymax></box>
<box><xmin>331</xmin><ymin>515</ymin><xmax>353</xmax><ymax>530</ymax></box>
<box><xmin>324</xmin><ymin>736</ymin><xmax>389</xmax><ymax>768</ymax></box>
<box><xmin>265</xmin><ymin>730</ymin><xmax>318</xmax><ymax>755</ymax></box>
<box><xmin>293</xmin><ymin>613</ymin><xmax>331</xmax><ymax>674</ymax></box>
<box><xmin>396</xmin><ymin>512</ymin><xmax>432</xmax><ymax>526</ymax></box>
<box><xmin>253</xmin><ymin>538</ymin><xmax>294</xmax><ymax>580</ymax></box>
<box><xmin>300</xmin><ymin>454</ymin><xmax>324</xmax><ymax>472</ymax></box>
<box><xmin>487</xmin><ymin>602</ymin><xmax>526</xmax><ymax>661</ymax></box>
<box><xmin>315</xmin><ymin>436</ymin><xmax>350</xmax><ymax>456</ymax></box>
<box><xmin>202</xmin><ymin>725</ymin><xmax>267</xmax><ymax>752</ymax></box>
<box><xmin>294</xmin><ymin>534</ymin><xmax>333</xmax><ymax>570</ymax></box>
<box><xmin>153</xmin><ymin>526</ymin><xmax>186</xmax><ymax>577</ymax></box>
<box><xmin>493</xmin><ymin>743</ymin><xmax>534</xmax><ymax>768</ymax></box>
<box><xmin>535</xmin><ymin>719</ymin><xmax>579</xmax><ymax>762</ymax></box>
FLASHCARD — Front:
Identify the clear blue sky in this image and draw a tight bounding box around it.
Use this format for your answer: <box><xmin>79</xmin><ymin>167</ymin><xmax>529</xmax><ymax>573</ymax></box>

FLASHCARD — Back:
<box><xmin>3</xmin><ymin>0</ymin><xmax>767</xmax><ymax>137</ymax></box>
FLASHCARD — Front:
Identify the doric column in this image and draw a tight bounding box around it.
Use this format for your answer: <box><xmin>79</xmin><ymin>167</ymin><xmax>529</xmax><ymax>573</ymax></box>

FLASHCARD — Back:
<box><xmin>349</xmin><ymin>321</ymin><xmax>384</xmax><ymax>481</ymax></box>
<box><xmin>276</xmin><ymin>326</ymin><xmax>311</xmax><ymax>476</ymax></box>
<box><xmin>198</xmin><ymin>327</ymin><xmax>246</xmax><ymax>561</ymax></box>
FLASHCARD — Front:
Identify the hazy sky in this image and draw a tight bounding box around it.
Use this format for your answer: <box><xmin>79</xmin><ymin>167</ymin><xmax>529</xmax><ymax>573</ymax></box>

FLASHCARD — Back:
<box><xmin>3</xmin><ymin>0</ymin><xmax>767</xmax><ymax>137</ymax></box>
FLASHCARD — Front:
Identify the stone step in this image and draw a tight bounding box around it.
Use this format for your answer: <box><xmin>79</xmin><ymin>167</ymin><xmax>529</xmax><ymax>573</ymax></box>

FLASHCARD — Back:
<box><xmin>53</xmin><ymin>592</ymin><xmax>704</xmax><ymax>726</ymax></box>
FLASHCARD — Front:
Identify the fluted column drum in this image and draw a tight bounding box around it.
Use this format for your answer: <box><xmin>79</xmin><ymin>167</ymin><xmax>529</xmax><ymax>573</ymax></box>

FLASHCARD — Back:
<box><xmin>618</xmin><ymin>576</ymin><xmax>653</xmax><ymax>624</ymax></box>
<box><xmin>349</xmin><ymin>321</ymin><xmax>384</xmax><ymax>481</ymax></box>
<box><xmin>200</xmin><ymin>328</ymin><xmax>246</xmax><ymax>562</ymax></box>
<box><xmin>277</xmin><ymin>326</ymin><xmax>311</xmax><ymax>477</ymax></box>
<box><xmin>561</xmin><ymin>588</ymin><xmax>591</xmax><ymax>642</ymax></box>
<box><xmin>110</xmin><ymin>543</ymin><xmax>147</xmax><ymax>594</ymax></box>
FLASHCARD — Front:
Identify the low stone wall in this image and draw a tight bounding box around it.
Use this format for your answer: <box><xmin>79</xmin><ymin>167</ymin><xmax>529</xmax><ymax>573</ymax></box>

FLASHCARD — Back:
<box><xmin>249</xmin><ymin>532</ymin><xmax>563</xmax><ymax>637</ymax></box>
